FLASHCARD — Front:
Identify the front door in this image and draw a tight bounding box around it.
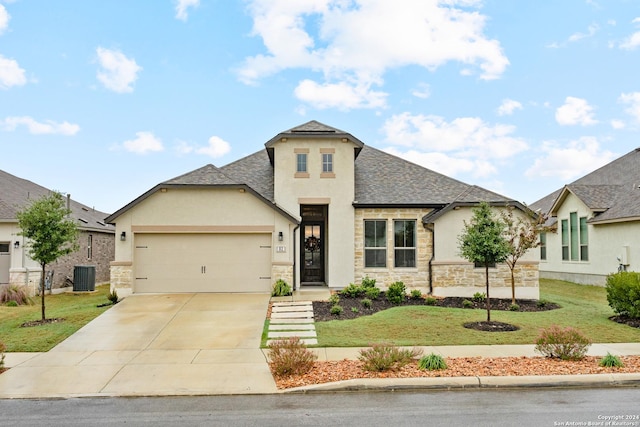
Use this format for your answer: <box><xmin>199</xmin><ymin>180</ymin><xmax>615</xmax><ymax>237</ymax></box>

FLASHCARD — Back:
<box><xmin>0</xmin><ymin>242</ymin><xmax>10</xmax><ymax>285</ymax></box>
<box><xmin>301</xmin><ymin>223</ymin><xmax>324</xmax><ymax>283</ymax></box>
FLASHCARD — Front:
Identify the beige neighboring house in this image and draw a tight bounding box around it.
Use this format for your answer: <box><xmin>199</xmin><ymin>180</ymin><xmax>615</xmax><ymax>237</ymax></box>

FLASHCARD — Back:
<box><xmin>532</xmin><ymin>147</ymin><xmax>640</xmax><ymax>286</ymax></box>
<box><xmin>0</xmin><ymin>169</ymin><xmax>115</xmax><ymax>295</ymax></box>
<box><xmin>106</xmin><ymin>121</ymin><xmax>539</xmax><ymax>299</ymax></box>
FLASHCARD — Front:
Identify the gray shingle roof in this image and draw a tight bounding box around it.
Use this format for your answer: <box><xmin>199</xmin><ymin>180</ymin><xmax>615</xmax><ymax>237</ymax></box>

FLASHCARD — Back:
<box><xmin>0</xmin><ymin>169</ymin><xmax>115</xmax><ymax>233</ymax></box>
<box><xmin>164</xmin><ymin>164</ymin><xmax>240</xmax><ymax>186</ymax></box>
<box><xmin>532</xmin><ymin>148</ymin><xmax>640</xmax><ymax>223</ymax></box>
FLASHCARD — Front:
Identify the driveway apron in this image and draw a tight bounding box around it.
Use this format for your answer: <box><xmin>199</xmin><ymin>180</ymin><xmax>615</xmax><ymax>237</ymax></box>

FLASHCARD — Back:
<box><xmin>0</xmin><ymin>293</ymin><xmax>277</xmax><ymax>398</ymax></box>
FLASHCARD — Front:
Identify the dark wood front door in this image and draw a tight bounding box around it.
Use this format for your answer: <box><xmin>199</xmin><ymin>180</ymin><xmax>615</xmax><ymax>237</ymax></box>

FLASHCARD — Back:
<box><xmin>301</xmin><ymin>223</ymin><xmax>324</xmax><ymax>283</ymax></box>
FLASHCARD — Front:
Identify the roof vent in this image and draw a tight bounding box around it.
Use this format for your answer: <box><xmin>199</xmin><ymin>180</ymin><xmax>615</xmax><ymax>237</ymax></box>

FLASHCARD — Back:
<box><xmin>78</xmin><ymin>218</ymin><xmax>88</xmax><ymax>224</ymax></box>
<box><xmin>97</xmin><ymin>220</ymin><xmax>106</xmax><ymax>226</ymax></box>
<box><xmin>82</xmin><ymin>207</ymin><xmax>89</xmax><ymax>211</ymax></box>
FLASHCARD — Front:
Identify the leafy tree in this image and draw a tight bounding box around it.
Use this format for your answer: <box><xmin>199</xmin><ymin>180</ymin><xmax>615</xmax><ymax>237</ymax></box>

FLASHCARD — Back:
<box><xmin>500</xmin><ymin>206</ymin><xmax>549</xmax><ymax>304</ymax></box>
<box><xmin>16</xmin><ymin>192</ymin><xmax>79</xmax><ymax>321</ymax></box>
<box><xmin>458</xmin><ymin>202</ymin><xmax>510</xmax><ymax>322</ymax></box>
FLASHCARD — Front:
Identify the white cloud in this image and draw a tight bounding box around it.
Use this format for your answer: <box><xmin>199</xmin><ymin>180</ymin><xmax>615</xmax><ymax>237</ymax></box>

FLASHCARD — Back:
<box><xmin>619</xmin><ymin>17</ymin><xmax>640</xmax><ymax>50</ymax></box>
<box><xmin>619</xmin><ymin>92</ymin><xmax>640</xmax><ymax>122</ymax></box>
<box><xmin>122</xmin><ymin>132</ymin><xmax>163</xmax><ymax>154</ymax></box>
<box><xmin>175</xmin><ymin>0</ymin><xmax>199</xmax><ymax>21</ymax></box>
<box><xmin>525</xmin><ymin>137</ymin><xmax>616</xmax><ymax>180</ymax></box>
<box><xmin>411</xmin><ymin>83</ymin><xmax>431</xmax><ymax>99</ymax></box>
<box><xmin>568</xmin><ymin>23</ymin><xmax>599</xmax><ymax>42</ymax></box>
<box><xmin>497</xmin><ymin>99</ymin><xmax>523</xmax><ymax>116</ymax></box>
<box><xmin>555</xmin><ymin>96</ymin><xmax>598</xmax><ymax>126</ymax></box>
<box><xmin>610</xmin><ymin>119</ymin><xmax>625</xmax><ymax>129</ymax></box>
<box><xmin>96</xmin><ymin>47</ymin><xmax>142</xmax><ymax>93</ymax></box>
<box><xmin>294</xmin><ymin>79</ymin><xmax>387</xmax><ymax>110</ymax></box>
<box><xmin>239</xmin><ymin>0</ymin><xmax>509</xmax><ymax>109</ymax></box>
<box><xmin>380</xmin><ymin>113</ymin><xmax>527</xmax><ymax>178</ymax></box>
<box><xmin>1</xmin><ymin>116</ymin><xmax>80</xmax><ymax>135</ymax></box>
<box><xmin>196</xmin><ymin>136</ymin><xmax>231</xmax><ymax>158</ymax></box>
<box><xmin>0</xmin><ymin>4</ymin><xmax>9</xmax><ymax>35</ymax></box>
<box><xmin>0</xmin><ymin>54</ymin><xmax>26</xmax><ymax>89</ymax></box>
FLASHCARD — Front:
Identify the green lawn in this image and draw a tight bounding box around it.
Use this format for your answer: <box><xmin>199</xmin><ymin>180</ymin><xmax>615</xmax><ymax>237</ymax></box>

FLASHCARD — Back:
<box><xmin>0</xmin><ymin>285</ymin><xmax>113</xmax><ymax>352</ymax></box>
<box><xmin>314</xmin><ymin>279</ymin><xmax>640</xmax><ymax>347</ymax></box>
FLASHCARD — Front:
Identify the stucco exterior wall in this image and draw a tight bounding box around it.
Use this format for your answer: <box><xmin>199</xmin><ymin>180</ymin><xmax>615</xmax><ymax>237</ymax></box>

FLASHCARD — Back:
<box><xmin>540</xmin><ymin>192</ymin><xmax>640</xmax><ymax>285</ymax></box>
<box><xmin>272</xmin><ymin>137</ymin><xmax>357</xmax><ymax>288</ymax></box>
<box><xmin>354</xmin><ymin>208</ymin><xmax>433</xmax><ymax>291</ymax></box>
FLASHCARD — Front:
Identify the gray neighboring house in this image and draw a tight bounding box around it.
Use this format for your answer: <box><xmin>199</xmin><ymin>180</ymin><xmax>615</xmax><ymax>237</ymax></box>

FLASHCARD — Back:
<box><xmin>107</xmin><ymin>121</ymin><xmax>539</xmax><ymax>299</ymax></box>
<box><xmin>0</xmin><ymin>169</ymin><xmax>115</xmax><ymax>295</ymax></box>
<box><xmin>531</xmin><ymin>147</ymin><xmax>640</xmax><ymax>285</ymax></box>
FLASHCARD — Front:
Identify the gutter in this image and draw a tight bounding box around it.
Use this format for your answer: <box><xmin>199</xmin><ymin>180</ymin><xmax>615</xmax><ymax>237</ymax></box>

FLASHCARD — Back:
<box><xmin>425</xmin><ymin>223</ymin><xmax>435</xmax><ymax>295</ymax></box>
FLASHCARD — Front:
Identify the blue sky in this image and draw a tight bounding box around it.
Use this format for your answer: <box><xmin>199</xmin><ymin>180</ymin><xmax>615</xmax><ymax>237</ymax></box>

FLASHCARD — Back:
<box><xmin>1</xmin><ymin>0</ymin><xmax>640</xmax><ymax>214</ymax></box>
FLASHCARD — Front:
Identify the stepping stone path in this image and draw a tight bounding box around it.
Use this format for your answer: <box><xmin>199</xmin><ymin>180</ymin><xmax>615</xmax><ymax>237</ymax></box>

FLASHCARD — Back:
<box><xmin>267</xmin><ymin>301</ymin><xmax>317</xmax><ymax>346</ymax></box>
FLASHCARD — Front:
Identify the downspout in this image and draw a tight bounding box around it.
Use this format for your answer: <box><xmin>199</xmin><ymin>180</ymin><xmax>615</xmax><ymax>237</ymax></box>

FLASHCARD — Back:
<box><xmin>425</xmin><ymin>223</ymin><xmax>435</xmax><ymax>295</ymax></box>
<box><xmin>292</xmin><ymin>224</ymin><xmax>300</xmax><ymax>291</ymax></box>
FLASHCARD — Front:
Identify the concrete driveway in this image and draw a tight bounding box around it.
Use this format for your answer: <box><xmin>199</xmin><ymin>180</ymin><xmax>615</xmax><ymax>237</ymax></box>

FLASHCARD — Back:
<box><xmin>0</xmin><ymin>293</ymin><xmax>277</xmax><ymax>398</ymax></box>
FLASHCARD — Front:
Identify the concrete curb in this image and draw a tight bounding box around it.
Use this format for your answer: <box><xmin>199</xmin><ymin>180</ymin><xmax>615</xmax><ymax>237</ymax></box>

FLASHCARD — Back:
<box><xmin>283</xmin><ymin>373</ymin><xmax>640</xmax><ymax>393</ymax></box>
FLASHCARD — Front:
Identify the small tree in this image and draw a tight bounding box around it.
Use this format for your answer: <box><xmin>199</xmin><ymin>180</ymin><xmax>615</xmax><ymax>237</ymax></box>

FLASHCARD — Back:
<box><xmin>501</xmin><ymin>206</ymin><xmax>549</xmax><ymax>304</ymax></box>
<box><xmin>16</xmin><ymin>192</ymin><xmax>79</xmax><ymax>321</ymax></box>
<box><xmin>458</xmin><ymin>202</ymin><xmax>510</xmax><ymax>322</ymax></box>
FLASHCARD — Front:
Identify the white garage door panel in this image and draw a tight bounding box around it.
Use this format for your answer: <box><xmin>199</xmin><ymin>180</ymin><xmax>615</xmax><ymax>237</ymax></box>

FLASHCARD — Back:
<box><xmin>135</xmin><ymin>234</ymin><xmax>272</xmax><ymax>293</ymax></box>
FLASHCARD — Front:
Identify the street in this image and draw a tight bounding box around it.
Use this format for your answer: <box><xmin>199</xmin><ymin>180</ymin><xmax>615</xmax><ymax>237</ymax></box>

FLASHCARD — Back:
<box><xmin>1</xmin><ymin>387</ymin><xmax>639</xmax><ymax>426</ymax></box>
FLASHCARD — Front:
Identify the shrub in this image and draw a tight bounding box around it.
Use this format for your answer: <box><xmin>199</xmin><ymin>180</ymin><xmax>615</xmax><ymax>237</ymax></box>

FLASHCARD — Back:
<box><xmin>472</xmin><ymin>292</ymin><xmax>486</xmax><ymax>303</ymax></box>
<box><xmin>0</xmin><ymin>284</ymin><xmax>32</xmax><ymax>306</ymax></box>
<box><xmin>410</xmin><ymin>289</ymin><xmax>423</xmax><ymax>300</ymax></box>
<box><xmin>341</xmin><ymin>283</ymin><xmax>364</xmax><ymax>298</ymax></box>
<box><xmin>386</xmin><ymin>281</ymin><xmax>406</xmax><ymax>305</ymax></box>
<box><xmin>5</xmin><ymin>301</ymin><xmax>18</xmax><ymax>307</ymax></box>
<box><xmin>351</xmin><ymin>307</ymin><xmax>359</xmax><ymax>314</ymax></box>
<box><xmin>462</xmin><ymin>299</ymin><xmax>473</xmax><ymax>308</ymax></box>
<box><xmin>361</xmin><ymin>298</ymin><xmax>372</xmax><ymax>308</ymax></box>
<box><xmin>328</xmin><ymin>293</ymin><xmax>340</xmax><ymax>305</ymax></box>
<box><xmin>358</xmin><ymin>343</ymin><xmax>423</xmax><ymax>372</ymax></box>
<box><xmin>271</xmin><ymin>279</ymin><xmax>292</xmax><ymax>297</ymax></box>
<box><xmin>534</xmin><ymin>325</ymin><xmax>591</xmax><ymax>360</ymax></box>
<box><xmin>424</xmin><ymin>296</ymin><xmax>437</xmax><ymax>306</ymax></box>
<box><xmin>330</xmin><ymin>305</ymin><xmax>343</xmax><ymax>316</ymax></box>
<box><xmin>537</xmin><ymin>299</ymin><xmax>549</xmax><ymax>308</ymax></box>
<box><xmin>418</xmin><ymin>353</ymin><xmax>447</xmax><ymax>371</ymax></box>
<box><xmin>361</xmin><ymin>276</ymin><xmax>377</xmax><ymax>288</ymax></box>
<box><xmin>365</xmin><ymin>287</ymin><xmax>380</xmax><ymax>300</ymax></box>
<box><xmin>599</xmin><ymin>353</ymin><xmax>624</xmax><ymax>368</ymax></box>
<box><xmin>268</xmin><ymin>337</ymin><xmax>317</xmax><ymax>376</ymax></box>
<box><xmin>108</xmin><ymin>289</ymin><xmax>119</xmax><ymax>305</ymax></box>
<box><xmin>606</xmin><ymin>271</ymin><xmax>640</xmax><ymax>318</ymax></box>
<box><xmin>509</xmin><ymin>303</ymin><xmax>520</xmax><ymax>311</ymax></box>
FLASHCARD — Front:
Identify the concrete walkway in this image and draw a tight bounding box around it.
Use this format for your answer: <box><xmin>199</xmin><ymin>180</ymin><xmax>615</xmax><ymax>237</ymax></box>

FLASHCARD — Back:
<box><xmin>1</xmin><ymin>288</ymin><xmax>639</xmax><ymax>398</ymax></box>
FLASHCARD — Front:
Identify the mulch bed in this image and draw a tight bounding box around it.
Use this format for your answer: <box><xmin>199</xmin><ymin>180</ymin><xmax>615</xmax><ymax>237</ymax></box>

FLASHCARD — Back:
<box><xmin>312</xmin><ymin>294</ymin><xmax>560</xmax><ymax>322</ymax></box>
<box><xmin>272</xmin><ymin>356</ymin><xmax>640</xmax><ymax>389</ymax></box>
<box><xmin>20</xmin><ymin>318</ymin><xmax>64</xmax><ymax>328</ymax></box>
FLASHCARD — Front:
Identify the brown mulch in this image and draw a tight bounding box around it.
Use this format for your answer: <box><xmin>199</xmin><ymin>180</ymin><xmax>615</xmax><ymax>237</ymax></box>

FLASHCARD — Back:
<box><xmin>271</xmin><ymin>356</ymin><xmax>640</xmax><ymax>389</ymax></box>
<box><xmin>20</xmin><ymin>318</ymin><xmax>64</xmax><ymax>328</ymax></box>
<box><xmin>312</xmin><ymin>294</ymin><xmax>559</xmax><ymax>322</ymax></box>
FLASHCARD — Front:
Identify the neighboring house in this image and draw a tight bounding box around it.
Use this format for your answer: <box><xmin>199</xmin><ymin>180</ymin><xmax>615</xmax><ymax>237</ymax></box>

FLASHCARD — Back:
<box><xmin>106</xmin><ymin>121</ymin><xmax>539</xmax><ymax>299</ymax></box>
<box><xmin>0</xmin><ymin>169</ymin><xmax>115</xmax><ymax>295</ymax></box>
<box><xmin>531</xmin><ymin>147</ymin><xmax>640</xmax><ymax>286</ymax></box>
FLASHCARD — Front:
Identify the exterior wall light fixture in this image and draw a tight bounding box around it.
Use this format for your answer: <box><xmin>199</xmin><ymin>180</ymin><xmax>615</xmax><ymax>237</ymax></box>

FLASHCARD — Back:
<box><xmin>278</xmin><ymin>231</ymin><xmax>283</xmax><ymax>241</ymax></box>
<box><xmin>14</xmin><ymin>241</ymin><xmax>19</xmax><ymax>249</ymax></box>
<box><xmin>120</xmin><ymin>231</ymin><xmax>126</xmax><ymax>241</ymax></box>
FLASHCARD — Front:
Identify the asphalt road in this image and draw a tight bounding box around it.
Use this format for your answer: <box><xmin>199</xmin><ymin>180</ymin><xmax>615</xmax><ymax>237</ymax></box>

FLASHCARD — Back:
<box><xmin>1</xmin><ymin>387</ymin><xmax>639</xmax><ymax>427</ymax></box>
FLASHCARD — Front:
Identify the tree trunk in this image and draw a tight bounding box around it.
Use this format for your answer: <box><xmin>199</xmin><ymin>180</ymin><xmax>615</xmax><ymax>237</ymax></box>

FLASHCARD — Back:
<box><xmin>511</xmin><ymin>266</ymin><xmax>516</xmax><ymax>305</ymax></box>
<box><xmin>485</xmin><ymin>264</ymin><xmax>491</xmax><ymax>322</ymax></box>
<box><xmin>40</xmin><ymin>263</ymin><xmax>46</xmax><ymax>321</ymax></box>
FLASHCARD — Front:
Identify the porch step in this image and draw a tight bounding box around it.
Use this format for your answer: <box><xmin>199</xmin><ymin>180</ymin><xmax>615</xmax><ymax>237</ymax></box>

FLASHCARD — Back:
<box><xmin>267</xmin><ymin>300</ymin><xmax>318</xmax><ymax>346</ymax></box>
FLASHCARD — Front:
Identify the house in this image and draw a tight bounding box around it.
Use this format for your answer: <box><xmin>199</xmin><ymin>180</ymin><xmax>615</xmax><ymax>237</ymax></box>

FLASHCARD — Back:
<box><xmin>0</xmin><ymin>169</ymin><xmax>115</xmax><ymax>295</ymax></box>
<box><xmin>106</xmin><ymin>121</ymin><xmax>539</xmax><ymax>299</ymax></box>
<box><xmin>531</xmin><ymin>147</ymin><xmax>640</xmax><ymax>286</ymax></box>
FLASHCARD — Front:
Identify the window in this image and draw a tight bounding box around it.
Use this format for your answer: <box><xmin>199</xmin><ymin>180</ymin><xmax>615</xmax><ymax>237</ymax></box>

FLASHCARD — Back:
<box><xmin>394</xmin><ymin>220</ymin><xmax>416</xmax><ymax>267</ymax></box>
<box><xmin>296</xmin><ymin>153</ymin><xmax>307</xmax><ymax>173</ymax></box>
<box><xmin>322</xmin><ymin>153</ymin><xmax>333</xmax><ymax>173</ymax></box>
<box><xmin>561</xmin><ymin>219</ymin><xmax>569</xmax><ymax>261</ymax></box>
<box><xmin>562</xmin><ymin>213</ymin><xmax>588</xmax><ymax>262</ymax></box>
<box><xmin>540</xmin><ymin>232</ymin><xmax>547</xmax><ymax>261</ymax></box>
<box><xmin>87</xmin><ymin>234</ymin><xmax>93</xmax><ymax>260</ymax></box>
<box><xmin>364</xmin><ymin>220</ymin><xmax>386</xmax><ymax>267</ymax></box>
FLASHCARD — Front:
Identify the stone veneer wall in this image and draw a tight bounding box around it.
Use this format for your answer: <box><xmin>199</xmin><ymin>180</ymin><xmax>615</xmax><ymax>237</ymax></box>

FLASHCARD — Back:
<box><xmin>110</xmin><ymin>262</ymin><xmax>133</xmax><ymax>294</ymax></box>
<box><xmin>431</xmin><ymin>261</ymin><xmax>539</xmax><ymax>298</ymax></box>
<box><xmin>354</xmin><ymin>208</ymin><xmax>433</xmax><ymax>290</ymax></box>
<box><xmin>272</xmin><ymin>263</ymin><xmax>293</xmax><ymax>288</ymax></box>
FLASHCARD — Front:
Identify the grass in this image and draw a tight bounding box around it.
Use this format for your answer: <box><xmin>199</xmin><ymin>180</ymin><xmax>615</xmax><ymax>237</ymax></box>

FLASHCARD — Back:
<box><xmin>0</xmin><ymin>285</ymin><xmax>113</xmax><ymax>352</ymax></box>
<box><xmin>314</xmin><ymin>279</ymin><xmax>640</xmax><ymax>347</ymax></box>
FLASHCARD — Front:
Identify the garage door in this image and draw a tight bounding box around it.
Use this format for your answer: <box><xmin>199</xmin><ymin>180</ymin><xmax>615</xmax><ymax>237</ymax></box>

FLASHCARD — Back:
<box><xmin>134</xmin><ymin>233</ymin><xmax>272</xmax><ymax>293</ymax></box>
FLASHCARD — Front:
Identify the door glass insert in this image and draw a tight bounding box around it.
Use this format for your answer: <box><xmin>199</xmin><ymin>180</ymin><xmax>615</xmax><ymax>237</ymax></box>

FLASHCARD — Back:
<box><xmin>302</xmin><ymin>224</ymin><xmax>323</xmax><ymax>282</ymax></box>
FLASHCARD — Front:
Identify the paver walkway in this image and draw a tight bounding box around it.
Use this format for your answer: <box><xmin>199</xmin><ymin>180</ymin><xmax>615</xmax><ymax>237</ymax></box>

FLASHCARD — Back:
<box><xmin>267</xmin><ymin>301</ymin><xmax>317</xmax><ymax>345</ymax></box>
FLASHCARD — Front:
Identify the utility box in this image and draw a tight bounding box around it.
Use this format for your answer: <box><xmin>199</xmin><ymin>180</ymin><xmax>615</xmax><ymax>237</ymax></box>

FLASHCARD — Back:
<box><xmin>73</xmin><ymin>265</ymin><xmax>96</xmax><ymax>292</ymax></box>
